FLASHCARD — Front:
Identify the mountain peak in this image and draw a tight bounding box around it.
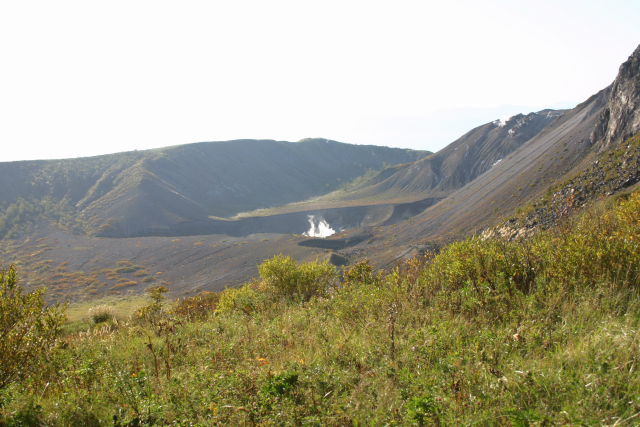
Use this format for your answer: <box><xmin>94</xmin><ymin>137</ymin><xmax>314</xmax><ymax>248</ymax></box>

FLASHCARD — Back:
<box><xmin>591</xmin><ymin>43</ymin><xmax>640</xmax><ymax>147</ymax></box>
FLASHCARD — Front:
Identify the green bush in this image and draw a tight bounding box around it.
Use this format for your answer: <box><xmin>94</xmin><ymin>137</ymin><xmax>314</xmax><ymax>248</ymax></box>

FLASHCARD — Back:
<box><xmin>134</xmin><ymin>285</ymin><xmax>168</xmax><ymax>321</ymax></box>
<box><xmin>415</xmin><ymin>191</ymin><xmax>640</xmax><ymax>321</ymax></box>
<box><xmin>261</xmin><ymin>371</ymin><xmax>299</xmax><ymax>397</ymax></box>
<box><xmin>406</xmin><ymin>395</ymin><xmax>439</xmax><ymax>426</ymax></box>
<box><xmin>87</xmin><ymin>304</ymin><xmax>116</xmax><ymax>324</ymax></box>
<box><xmin>258</xmin><ymin>254</ymin><xmax>338</xmax><ymax>301</ymax></box>
<box><xmin>1</xmin><ymin>400</ymin><xmax>44</xmax><ymax>426</ymax></box>
<box><xmin>342</xmin><ymin>259</ymin><xmax>378</xmax><ymax>287</ymax></box>
<box><xmin>0</xmin><ymin>265</ymin><xmax>66</xmax><ymax>390</ymax></box>
<box><xmin>216</xmin><ymin>283</ymin><xmax>261</xmax><ymax>315</ymax></box>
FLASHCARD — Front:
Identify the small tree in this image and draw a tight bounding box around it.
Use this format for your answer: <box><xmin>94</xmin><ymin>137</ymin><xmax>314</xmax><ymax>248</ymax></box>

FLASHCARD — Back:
<box><xmin>0</xmin><ymin>265</ymin><xmax>67</xmax><ymax>390</ymax></box>
<box><xmin>147</xmin><ymin>285</ymin><xmax>169</xmax><ymax>312</ymax></box>
<box><xmin>135</xmin><ymin>285</ymin><xmax>169</xmax><ymax>320</ymax></box>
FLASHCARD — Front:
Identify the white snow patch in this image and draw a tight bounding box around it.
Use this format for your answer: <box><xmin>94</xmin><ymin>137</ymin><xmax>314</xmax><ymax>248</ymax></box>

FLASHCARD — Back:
<box><xmin>492</xmin><ymin>159</ymin><xmax>503</xmax><ymax>167</ymax></box>
<box><xmin>303</xmin><ymin>215</ymin><xmax>336</xmax><ymax>238</ymax></box>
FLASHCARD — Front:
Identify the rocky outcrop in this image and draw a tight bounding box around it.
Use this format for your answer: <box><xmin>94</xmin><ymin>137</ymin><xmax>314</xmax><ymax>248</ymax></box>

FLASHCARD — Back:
<box><xmin>485</xmin><ymin>130</ymin><xmax>640</xmax><ymax>241</ymax></box>
<box><xmin>592</xmin><ymin>44</ymin><xmax>640</xmax><ymax>147</ymax></box>
<box><xmin>482</xmin><ymin>45</ymin><xmax>640</xmax><ymax>243</ymax></box>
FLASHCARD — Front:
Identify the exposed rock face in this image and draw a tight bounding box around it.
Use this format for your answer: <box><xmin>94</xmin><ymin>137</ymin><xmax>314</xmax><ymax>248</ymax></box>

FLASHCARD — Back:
<box><xmin>485</xmin><ymin>131</ymin><xmax>640</xmax><ymax>241</ymax></box>
<box><xmin>592</xmin><ymin>44</ymin><xmax>640</xmax><ymax>147</ymax></box>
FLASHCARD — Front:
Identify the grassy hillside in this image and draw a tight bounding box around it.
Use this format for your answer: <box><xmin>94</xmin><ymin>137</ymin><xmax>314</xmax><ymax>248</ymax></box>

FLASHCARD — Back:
<box><xmin>2</xmin><ymin>189</ymin><xmax>640</xmax><ymax>425</ymax></box>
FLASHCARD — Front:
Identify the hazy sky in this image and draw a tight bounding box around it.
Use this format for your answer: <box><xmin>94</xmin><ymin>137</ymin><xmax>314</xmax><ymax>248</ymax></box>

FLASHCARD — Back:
<box><xmin>2</xmin><ymin>0</ymin><xmax>639</xmax><ymax>162</ymax></box>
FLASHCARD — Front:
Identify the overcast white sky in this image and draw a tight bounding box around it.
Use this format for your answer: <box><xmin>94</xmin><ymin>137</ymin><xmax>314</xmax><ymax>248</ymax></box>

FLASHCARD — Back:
<box><xmin>1</xmin><ymin>0</ymin><xmax>639</xmax><ymax>162</ymax></box>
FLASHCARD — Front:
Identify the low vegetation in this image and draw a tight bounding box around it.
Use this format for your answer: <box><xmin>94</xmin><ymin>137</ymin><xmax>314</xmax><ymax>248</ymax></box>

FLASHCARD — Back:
<box><xmin>87</xmin><ymin>304</ymin><xmax>118</xmax><ymax>324</ymax></box>
<box><xmin>0</xmin><ymin>152</ymin><xmax>143</xmax><ymax>238</ymax></box>
<box><xmin>2</xmin><ymin>191</ymin><xmax>640</xmax><ymax>425</ymax></box>
<box><xmin>0</xmin><ymin>266</ymin><xmax>67</xmax><ymax>391</ymax></box>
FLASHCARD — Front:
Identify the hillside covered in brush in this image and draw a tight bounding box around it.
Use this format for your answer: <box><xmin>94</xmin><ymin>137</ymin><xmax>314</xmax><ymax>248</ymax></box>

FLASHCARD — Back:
<box><xmin>2</xmin><ymin>185</ymin><xmax>640</xmax><ymax>425</ymax></box>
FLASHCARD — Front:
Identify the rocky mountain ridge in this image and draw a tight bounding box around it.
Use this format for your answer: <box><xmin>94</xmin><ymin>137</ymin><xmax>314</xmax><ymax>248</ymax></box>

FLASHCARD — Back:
<box><xmin>307</xmin><ymin>109</ymin><xmax>566</xmax><ymax>206</ymax></box>
<box><xmin>592</xmin><ymin>44</ymin><xmax>640</xmax><ymax>148</ymax></box>
<box><xmin>336</xmin><ymin>44</ymin><xmax>640</xmax><ymax>267</ymax></box>
<box><xmin>482</xmin><ymin>131</ymin><xmax>640</xmax><ymax>242</ymax></box>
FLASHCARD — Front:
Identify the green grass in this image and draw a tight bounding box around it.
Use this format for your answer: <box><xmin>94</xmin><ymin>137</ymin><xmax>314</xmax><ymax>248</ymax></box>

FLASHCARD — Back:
<box><xmin>65</xmin><ymin>293</ymin><xmax>150</xmax><ymax>322</ymax></box>
<box><xmin>3</xmin><ymin>192</ymin><xmax>640</xmax><ymax>425</ymax></box>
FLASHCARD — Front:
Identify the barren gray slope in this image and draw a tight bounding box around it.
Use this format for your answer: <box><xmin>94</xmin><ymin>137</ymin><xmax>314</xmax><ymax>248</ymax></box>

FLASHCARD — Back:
<box><xmin>344</xmin><ymin>85</ymin><xmax>611</xmax><ymax>265</ymax></box>
<box><xmin>323</xmin><ymin>109</ymin><xmax>564</xmax><ymax>205</ymax></box>
<box><xmin>0</xmin><ymin>138</ymin><xmax>429</xmax><ymax>238</ymax></box>
<box><xmin>395</xmin><ymin>42</ymin><xmax>640</xmax><ymax>244</ymax></box>
<box><xmin>409</xmin><ymin>89</ymin><xmax>608</xmax><ymax>240</ymax></box>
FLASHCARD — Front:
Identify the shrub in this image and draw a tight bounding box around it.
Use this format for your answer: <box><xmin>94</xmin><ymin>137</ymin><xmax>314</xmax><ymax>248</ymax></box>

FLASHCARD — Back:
<box><xmin>342</xmin><ymin>259</ymin><xmax>377</xmax><ymax>287</ymax></box>
<box><xmin>135</xmin><ymin>285</ymin><xmax>169</xmax><ymax>320</ymax></box>
<box><xmin>406</xmin><ymin>395</ymin><xmax>439</xmax><ymax>426</ymax></box>
<box><xmin>87</xmin><ymin>304</ymin><xmax>116</xmax><ymax>324</ymax></box>
<box><xmin>216</xmin><ymin>284</ymin><xmax>261</xmax><ymax>315</ymax></box>
<box><xmin>172</xmin><ymin>291</ymin><xmax>219</xmax><ymax>320</ymax></box>
<box><xmin>261</xmin><ymin>371</ymin><xmax>299</xmax><ymax>397</ymax></box>
<box><xmin>0</xmin><ymin>265</ymin><xmax>67</xmax><ymax>390</ymax></box>
<box><xmin>1</xmin><ymin>400</ymin><xmax>44</xmax><ymax>426</ymax></box>
<box><xmin>112</xmin><ymin>279</ymin><xmax>137</xmax><ymax>290</ymax></box>
<box><xmin>133</xmin><ymin>269</ymin><xmax>149</xmax><ymax>277</ymax></box>
<box><xmin>416</xmin><ymin>191</ymin><xmax>640</xmax><ymax>320</ymax></box>
<box><xmin>258</xmin><ymin>254</ymin><xmax>338</xmax><ymax>301</ymax></box>
<box><xmin>115</xmin><ymin>265</ymin><xmax>142</xmax><ymax>274</ymax></box>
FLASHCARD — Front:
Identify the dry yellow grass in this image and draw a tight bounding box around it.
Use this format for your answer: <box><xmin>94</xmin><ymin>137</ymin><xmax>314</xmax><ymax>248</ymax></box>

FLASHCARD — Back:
<box><xmin>65</xmin><ymin>293</ymin><xmax>149</xmax><ymax>322</ymax></box>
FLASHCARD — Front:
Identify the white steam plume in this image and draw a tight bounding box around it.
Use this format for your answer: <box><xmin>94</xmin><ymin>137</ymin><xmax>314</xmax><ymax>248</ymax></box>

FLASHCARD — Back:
<box><xmin>303</xmin><ymin>215</ymin><xmax>335</xmax><ymax>238</ymax></box>
<box><xmin>496</xmin><ymin>115</ymin><xmax>512</xmax><ymax>127</ymax></box>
